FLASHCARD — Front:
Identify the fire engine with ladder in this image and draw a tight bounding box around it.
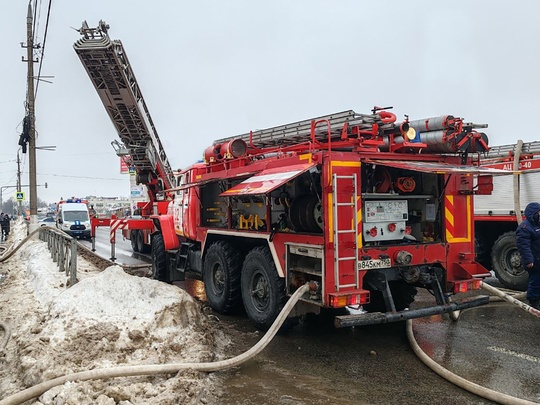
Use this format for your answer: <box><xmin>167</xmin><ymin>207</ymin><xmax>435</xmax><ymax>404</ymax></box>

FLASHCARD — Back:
<box><xmin>74</xmin><ymin>21</ymin><xmax>507</xmax><ymax>330</ymax></box>
<box><xmin>74</xmin><ymin>21</ymin><xmax>176</xmax><ymax>255</ymax></box>
<box><xmin>474</xmin><ymin>140</ymin><xmax>540</xmax><ymax>291</ymax></box>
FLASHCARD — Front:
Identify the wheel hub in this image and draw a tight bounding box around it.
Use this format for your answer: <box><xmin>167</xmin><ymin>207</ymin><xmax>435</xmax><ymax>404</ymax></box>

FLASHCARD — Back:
<box><xmin>252</xmin><ymin>278</ymin><xmax>267</xmax><ymax>299</ymax></box>
<box><xmin>508</xmin><ymin>250</ymin><xmax>524</xmax><ymax>275</ymax></box>
<box><xmin>213</xmin><ymin>265</ymin><xmax>225</xmax><ymax>291</ymax></box>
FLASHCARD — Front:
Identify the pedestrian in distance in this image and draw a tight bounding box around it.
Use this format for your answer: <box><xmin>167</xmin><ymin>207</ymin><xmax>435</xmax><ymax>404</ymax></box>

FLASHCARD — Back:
<box><xmin>0</xmin><ymin>213</ymin><xmax>9</xmax><ymax>241</ymax></box>
<box><xmin>515</xmin><ymin>202</ymin><xmax>540</xmax><ymax>310</ymax></box>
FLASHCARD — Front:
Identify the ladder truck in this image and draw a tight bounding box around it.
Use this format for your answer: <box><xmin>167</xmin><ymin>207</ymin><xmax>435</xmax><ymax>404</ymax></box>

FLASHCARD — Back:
<box><xmin>474</xmin><ymin>141</ymin><xmax>540</xmax><ymax>291</ymax></box>
<box><xmin>74</xmin><ymin>21</ymin><xmax>505</xmax><ymax>330</ymax></box>
<box><xmin>74</xmin><ymin>21</ymin><xmax>177</xmax><ymax>253</ymax></box>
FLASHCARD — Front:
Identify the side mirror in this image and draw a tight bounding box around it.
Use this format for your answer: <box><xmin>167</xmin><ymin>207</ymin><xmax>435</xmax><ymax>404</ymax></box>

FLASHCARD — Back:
<box><xmin>58</xmin><ymin>218</ymin><xmax>63</xmax><ymax>224</ymax></box>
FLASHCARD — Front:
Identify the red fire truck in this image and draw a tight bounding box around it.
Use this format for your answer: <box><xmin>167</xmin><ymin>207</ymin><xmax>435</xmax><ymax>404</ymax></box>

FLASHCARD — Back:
<box><xmin>474</xmin><ymin>141</ymin><xmax>540</xmax><ymax>291</ymax></box>
<box><xmin>75</xmin><ymin>21</ymin><xmax>506</xmax><ymax>329</ymax></box>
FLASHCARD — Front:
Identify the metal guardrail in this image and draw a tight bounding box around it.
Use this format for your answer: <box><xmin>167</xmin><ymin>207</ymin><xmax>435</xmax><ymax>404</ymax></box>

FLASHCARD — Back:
<box><xmin>38</xmin><ymin>227</ymin><xmax>77</xmax><ymax>287</ymax></box>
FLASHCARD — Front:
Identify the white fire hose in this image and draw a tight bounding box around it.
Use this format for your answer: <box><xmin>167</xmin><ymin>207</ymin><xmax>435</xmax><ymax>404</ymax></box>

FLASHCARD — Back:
<box><xmin>0</xmin><ymin>284</ymin><xmax>310</xmax><ymax>405</ymax></box>
<box><xmin>407</xmin><ymin>281</ymin><xmax>540</xmax><ymax>405</ymax></box>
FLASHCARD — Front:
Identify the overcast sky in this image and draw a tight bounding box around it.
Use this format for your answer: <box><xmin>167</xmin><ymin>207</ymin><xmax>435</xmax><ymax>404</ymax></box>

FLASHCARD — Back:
<box><xmin>1</xmin><ymin>1</ymin><xmax>539</xmax><ymax>205</ymax></box>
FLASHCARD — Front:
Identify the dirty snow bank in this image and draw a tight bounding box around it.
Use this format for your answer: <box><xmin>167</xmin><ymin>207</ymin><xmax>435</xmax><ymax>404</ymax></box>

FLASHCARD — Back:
<box><xmin>0</xmin><ymin>220</ymin><xmax>227</xmax><ymax>404</ymax></box>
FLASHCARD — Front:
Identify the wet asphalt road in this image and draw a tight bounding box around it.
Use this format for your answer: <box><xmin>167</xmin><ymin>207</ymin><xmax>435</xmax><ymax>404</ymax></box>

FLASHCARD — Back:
<box><xmin>85</xmin><ymin>232</ymin><xmax>540</xmax><ymax>404</ymax></box>
<box><xmin>195</xmin><ymin>282</ymin><xmax>540</xmax><ymax>405</ymax></box>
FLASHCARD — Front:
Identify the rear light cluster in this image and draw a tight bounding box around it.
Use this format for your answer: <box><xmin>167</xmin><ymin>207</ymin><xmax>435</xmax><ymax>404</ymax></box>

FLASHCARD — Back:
<box><xmin>328</xmin><ymin>290</ymin><xmax>370</xmax><ymax>308</ymax></box>
<box><xmin>453</xmin><ymin>279</ymin><xmax>482</xmax><ymax>294</ymax></box>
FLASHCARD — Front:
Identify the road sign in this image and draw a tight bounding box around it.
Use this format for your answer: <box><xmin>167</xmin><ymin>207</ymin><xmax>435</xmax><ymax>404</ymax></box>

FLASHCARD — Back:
<box><xmin>16</xmin><ymin>191</ymin><xmax>25</xmax><ymax>201</ymax></box>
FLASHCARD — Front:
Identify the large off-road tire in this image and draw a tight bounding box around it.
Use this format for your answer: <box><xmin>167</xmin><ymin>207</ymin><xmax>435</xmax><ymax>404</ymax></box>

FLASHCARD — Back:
<box><xmin>491</xmin><ymin>231</ymin><xmax>528</xmax><ymax>291</ymax></box>
<box><xmin>241</xmin><ymin>246</ymin><xmax>292</xmax><ymax>330</ymax></box>
<box><xmin>203</xmin><ymin>241</ymin><xmax>242</xmax><ymax>314</ymax></box>
<box><xmin>130</xmin><ymin>230</ymin><xmax>140</xmax><ymax>253</ymax></box>
<box><xmin>475</xmin><ymin>234</ymin><xmax>491</xmax><ymax>269</ymax></box>
<box><xmin>151</xmin><ymin>233</ymin><xmax>169</xmax><ymax>283</ymax></box>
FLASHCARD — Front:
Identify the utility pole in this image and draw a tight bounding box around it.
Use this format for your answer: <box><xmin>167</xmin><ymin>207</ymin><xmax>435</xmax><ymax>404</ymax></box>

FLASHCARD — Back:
<box><xmin>24</xmin><ymin>2</ymin><xmax>38</xmax><ymax>232</ymax></box>
<box><xmin>16</xmin><ymin>152</ymin><xmax>22</xmax><ymax>216</ymax></box>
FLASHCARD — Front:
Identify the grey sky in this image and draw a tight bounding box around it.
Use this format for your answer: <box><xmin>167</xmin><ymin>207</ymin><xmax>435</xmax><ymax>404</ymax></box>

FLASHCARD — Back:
<box><xmin>1</xmin><ymin>1</ymin><xmax>539</xmax><ymax>204</ymax></box>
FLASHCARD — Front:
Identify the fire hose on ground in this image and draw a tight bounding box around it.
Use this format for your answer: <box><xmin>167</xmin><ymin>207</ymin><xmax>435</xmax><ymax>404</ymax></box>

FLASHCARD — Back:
<box><xmin>0</xmin><ymin>284</ymin><xmax>310</xmax><ymax>405</ymax></box>
<box><xmin>407</xmin><ymin>281</ymin><xmax>540</xmax><ymax>405</ymax></box>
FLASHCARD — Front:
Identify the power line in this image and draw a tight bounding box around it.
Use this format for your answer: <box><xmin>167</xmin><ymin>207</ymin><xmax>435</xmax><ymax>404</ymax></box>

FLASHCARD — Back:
<box><xmin>34</xmin><ymin>0</ymin><xmax>52</xmax><ymax>98</ymax></box>
<box><xmin>34</xmin><ymin>173</ymin><xmax>127</xmax><ymax>182</ymax></box>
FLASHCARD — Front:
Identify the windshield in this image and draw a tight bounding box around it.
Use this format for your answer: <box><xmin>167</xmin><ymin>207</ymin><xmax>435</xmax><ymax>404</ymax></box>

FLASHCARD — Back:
<box><xmin>63</xmin><ymin>211</ymin><xmax>89</xmax><ymax>222</ymax></box>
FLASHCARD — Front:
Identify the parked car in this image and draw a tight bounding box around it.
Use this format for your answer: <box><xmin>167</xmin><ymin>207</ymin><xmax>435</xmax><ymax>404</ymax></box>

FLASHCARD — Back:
<box><xmin>38</xmin><ymin>217</ymin><xmax>55</xmax><ymax>227</ymax></box>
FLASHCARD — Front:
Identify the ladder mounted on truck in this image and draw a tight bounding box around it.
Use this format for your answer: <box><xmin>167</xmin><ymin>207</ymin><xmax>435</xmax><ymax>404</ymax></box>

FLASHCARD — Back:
<box><xmin>213</xmin><ymin>110</ymin><xmax>388</xmax><ymax>149</ymax></box>
<box><xmin>212</xmin><ymin>108</ymin><xmax>490</xmax><ymax>156</ymax></box>
<box><xmin>481</xmin><ymin>140</ymin><xmax>540</xmax><ymax>159</ymax></box>
<box><xmin>74</xmin><ymin>20</ymin><xmax>175</xmax><ymax>201</ymax></box>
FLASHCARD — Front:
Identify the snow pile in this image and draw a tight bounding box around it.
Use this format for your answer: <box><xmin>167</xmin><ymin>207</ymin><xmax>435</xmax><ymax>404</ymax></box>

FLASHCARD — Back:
<box><xmin>0</xmin><ymin>220</ymin><xmax>226</xmax><ymax>404</ymax></box>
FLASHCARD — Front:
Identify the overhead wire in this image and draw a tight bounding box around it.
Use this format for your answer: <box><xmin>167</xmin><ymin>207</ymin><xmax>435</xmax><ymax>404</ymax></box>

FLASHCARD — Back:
<box><xmin>34</xmin><ymin>0</ymin><xmax>53</xmax><ymax>99</ymax></box>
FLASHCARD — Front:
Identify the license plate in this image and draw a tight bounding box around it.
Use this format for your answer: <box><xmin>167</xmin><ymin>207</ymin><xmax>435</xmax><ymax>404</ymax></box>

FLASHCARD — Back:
<box><xmin>358</xmin><ymin>258</ymin><xmax>391</xmax><ymax>270</ymax></box>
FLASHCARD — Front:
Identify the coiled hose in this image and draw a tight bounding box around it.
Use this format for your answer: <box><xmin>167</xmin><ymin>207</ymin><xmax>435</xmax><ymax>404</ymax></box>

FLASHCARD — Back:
<box><xmin>0</xmin><ymin>284</ymin><xmax>309</xmax><ymax>405</ymax></box>
<box><xmin>407</xmin><ymin>281</ymin><xmax>540</xmax><ymax>405</ymax></box>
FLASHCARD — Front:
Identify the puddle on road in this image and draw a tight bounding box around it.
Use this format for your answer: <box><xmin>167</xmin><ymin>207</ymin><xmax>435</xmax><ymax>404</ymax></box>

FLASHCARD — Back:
<box><xmin>411</xmin><ymin>303</ymin><xmax>540</xmax><ymax>401</ymax></box>
<box><xmin>174</xmin><ymin>277</ymin><xmax>207</xmax><ymax>302</ymax></box>
<box><xmin>221</xmin><ymin>359</ymin><xmax>368</xmax><ymax>405</ymax></box>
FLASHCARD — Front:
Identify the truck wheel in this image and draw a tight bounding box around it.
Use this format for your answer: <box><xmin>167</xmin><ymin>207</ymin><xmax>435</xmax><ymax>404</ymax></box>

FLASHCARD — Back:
<box><xmin>137</xmin><ymin>231</ymin><xmax>150</xmax><ymax>254</ymax></box>
<box><xmin>203</xmin><ymin>241</ymin><xmax>242</xmax><ymax>314</ymax></box>
<box><xmin>241</xmin><ymin>246</ymin><xmax>289</xmax><ymax>330</ymax></box>
<box><xmin>475</xmin><ymin>234</ymin><xmax>490</xmax><ymax>269</ymax></box>
<box><xmin>151</xmin><ymin>233</ymin><xmax>169</xmax><ymax>282</ymax></box>
<box><xmin>131</xmin><ymin>231</ymin><xmax>140</xmax><ymax>253</ymax></box>
<box><xmin>491</xmin><ymin>231</ymin><xmax>528</xmax><ymax>291</ymax></box>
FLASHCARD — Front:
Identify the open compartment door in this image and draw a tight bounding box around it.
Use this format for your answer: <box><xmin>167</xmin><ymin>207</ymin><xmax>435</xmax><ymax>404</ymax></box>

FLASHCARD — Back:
<box><xmin>220</xmin><ymin>163</ymin><xmax>317</xmax><ymax>196</ymax></box>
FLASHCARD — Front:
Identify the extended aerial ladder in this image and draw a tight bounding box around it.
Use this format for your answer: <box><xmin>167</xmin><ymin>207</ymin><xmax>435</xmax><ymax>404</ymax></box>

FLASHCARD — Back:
<box><xmin>74</xmin><ymin>20</ymin><xmax>178</xmax><ymax>255</ymax></box>
<box><xmin>74</xmin><ymin>20</ymin><xmax>175</xmax><ymax>205</ymax></box>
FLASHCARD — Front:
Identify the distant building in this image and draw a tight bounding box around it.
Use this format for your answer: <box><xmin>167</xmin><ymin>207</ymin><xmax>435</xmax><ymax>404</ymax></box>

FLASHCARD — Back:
<box><xmin>85</xmin><ymin>196</ymin><xmax>131</xmax><ymax>218</ymax></box>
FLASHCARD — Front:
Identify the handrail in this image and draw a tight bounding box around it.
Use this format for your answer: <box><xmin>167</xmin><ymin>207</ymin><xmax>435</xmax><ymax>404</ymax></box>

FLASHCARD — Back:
<box><xmin>38</xmin><ymin>227</ymin><xmax>78</xmax><ymax>286</ymax></box>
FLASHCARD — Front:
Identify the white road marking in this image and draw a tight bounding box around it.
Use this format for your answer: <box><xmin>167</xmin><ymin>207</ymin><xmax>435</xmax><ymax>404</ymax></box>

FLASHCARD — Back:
<box><xmin>487</xmin><ymin>346</ymin><xmax>540</xmax><ymax>364</ymax></box>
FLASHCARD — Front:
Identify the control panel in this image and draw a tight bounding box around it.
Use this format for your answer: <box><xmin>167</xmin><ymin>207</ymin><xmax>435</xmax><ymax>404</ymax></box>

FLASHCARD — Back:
<box><xmin>363</xmin><ymin>200</ymin><xmax>408</xmax><ymax>242</ymax></box>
